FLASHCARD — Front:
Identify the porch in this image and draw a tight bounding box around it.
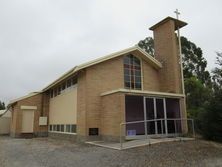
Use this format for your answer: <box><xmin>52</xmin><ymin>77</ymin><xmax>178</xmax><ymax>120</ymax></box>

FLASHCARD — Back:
<box><xmin>125</xmin><ymin>95</ymin><xmax>187</xmax><ymax>139</ymax></box>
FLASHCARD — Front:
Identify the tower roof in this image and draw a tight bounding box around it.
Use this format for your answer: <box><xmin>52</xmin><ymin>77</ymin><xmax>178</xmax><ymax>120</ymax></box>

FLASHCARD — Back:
<box><xmin>149</xmin><ymin>16</ymin><xmax>187</xmax><ymax>31</ymax></box>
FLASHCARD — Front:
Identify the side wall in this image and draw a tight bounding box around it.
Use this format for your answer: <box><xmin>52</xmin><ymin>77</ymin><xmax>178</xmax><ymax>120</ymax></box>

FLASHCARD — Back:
<box><xmin>77</xmin><ymin>56</ymin><xmax>124</xmax><ymax>141</ymax></box>
<box><xmin>0</xmin><ymin>117</ymin><xmax>10</xmax><ymax>134</ymax></box>
<box><xmin>49</xmin><ymin>86</ymin><xmax>77</xmax><ymax>125</ymax></box>
<box><xmin>101</xmin><ymin>93</ymin><xmax>125</xmax><ymax>141</ymax></box>
<box><xmin>10</xmin><ymin>93</ymin><xmax>49</xmax><ymax>137</ymax></box>
<box><xmin>77</xmin><ymin>54</ymin><xmax>160</xmax><ymax>141</ymax></box>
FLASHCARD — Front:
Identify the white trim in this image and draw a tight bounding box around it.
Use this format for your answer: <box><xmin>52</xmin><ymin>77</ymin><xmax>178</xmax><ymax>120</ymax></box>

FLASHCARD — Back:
<box><xmin>101</xmin><ymin>88</ymin><xmax>185</xmax><ymax>98</ymax></box>
<box><xmin>20</xmin><ymin>105</ymin><xmax>37</xmax><ymax>110</ymax></box>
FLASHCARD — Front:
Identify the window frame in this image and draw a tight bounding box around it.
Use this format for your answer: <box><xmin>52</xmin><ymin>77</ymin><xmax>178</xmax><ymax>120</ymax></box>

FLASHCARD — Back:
<box><xmin>49</xmin><ymin>124</ymin><xmax>77</xmax><ymax>135</ymax></box>
<box><xmin>123</xmin><ymin>54</ymin><xmax>143</xmax><ymax>90</ymax></box>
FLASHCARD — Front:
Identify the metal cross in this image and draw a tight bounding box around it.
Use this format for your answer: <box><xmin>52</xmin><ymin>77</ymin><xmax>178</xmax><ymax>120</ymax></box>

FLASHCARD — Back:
<box><xmin>174</xmin><ymin>9</ymin><xmax>180</xmax><ymax>20</ymax></box>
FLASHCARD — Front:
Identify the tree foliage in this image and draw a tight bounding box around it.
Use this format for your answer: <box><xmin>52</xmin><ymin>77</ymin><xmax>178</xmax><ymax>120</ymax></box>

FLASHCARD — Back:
<box><xmin>185</xmin><ymin>77</ymin><xmax>211</xmax><ymax>112</ymax></box>
<box><xmin>199</xmin><ymin>52</ymin><xmax>222</xmax><ymax>142</ymax></box>
<box><xmin>0</xmin><ymin>101</ymin><xmax>5</xmax><ymax>110</ymax></box>
<box><xmin>212</xmin><ymin>52</ymin><xmax>222</xmax><ymax>90</ymax></box>
<box><xmin>181</xmin><ymin>37</ymin><xmax>211</xmax><ymax>87</ymax></box>
<box><xmin>138</xmin><ymin>37</ymin><xmax>154</xmax><ymax>56</ymax></box>
<box><xmin>198</xmin><ymin>89</ymin><xmax>222</xmax><ymax>141</ymax></box>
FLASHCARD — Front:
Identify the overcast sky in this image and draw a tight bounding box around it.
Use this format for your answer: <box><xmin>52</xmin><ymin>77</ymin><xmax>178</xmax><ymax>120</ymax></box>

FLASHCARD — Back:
<box><xmin>1</xmin><ymin>0</ymin><xmax>222</xmax><ymax>104</ymax></box>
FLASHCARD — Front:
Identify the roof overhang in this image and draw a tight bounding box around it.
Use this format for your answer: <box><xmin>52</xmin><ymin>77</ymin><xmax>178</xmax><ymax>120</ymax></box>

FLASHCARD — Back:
<box><xmin>149</xmin><ymin>16</ymin><xmax>187</xmax><ymax>31</ymax></box>
<box><xmin>101</xmin><ymin>88</ymin><xmax>185</xmax><ymax>98</ymax></box>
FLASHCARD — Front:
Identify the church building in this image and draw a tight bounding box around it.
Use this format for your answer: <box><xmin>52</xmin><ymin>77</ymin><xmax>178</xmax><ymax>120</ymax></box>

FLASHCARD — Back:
<box><xmin>8</xmin><ymin>17</ymin><xmax>188</xmax><ymax>142</ymax></box>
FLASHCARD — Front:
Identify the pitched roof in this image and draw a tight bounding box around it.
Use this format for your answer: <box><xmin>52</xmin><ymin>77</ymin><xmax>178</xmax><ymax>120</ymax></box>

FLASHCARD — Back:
<box><xmin>42</xmin><ymin>46</ymin><xmax>162</xmax><ymax>91</ymax></box>
<box><xmin>8</xmin><ymin>92</ymin><xmax>42</xmax><ymax>106</ymax></box>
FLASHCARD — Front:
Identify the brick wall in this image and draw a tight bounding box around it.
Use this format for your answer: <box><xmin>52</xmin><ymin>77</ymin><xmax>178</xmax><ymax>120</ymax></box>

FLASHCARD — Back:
<box><xmin>152</xmin><ymin>19</ymin><xmax>182</xmax><ymax>94</ymax></box>
<box><xmin>10</xmin><ymin>93</ymin><xmax>49</xmax><ymax>137</ymax></box>
<box><xmin>76</xmin><ymin>53</ymin><xmax>161</xmax><ymax>141</ymax></box>
<box><xmin>101</xmin><ymin>93</ymin><xmax>125</xmax><ymax>141</ymax></box>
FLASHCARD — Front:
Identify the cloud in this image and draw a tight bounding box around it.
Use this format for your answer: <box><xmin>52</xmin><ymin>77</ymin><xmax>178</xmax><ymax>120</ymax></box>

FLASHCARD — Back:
<box><xmin>0</xmin><ymin>0</ymin><xmax>222</xmax><ymax>103</ymax></box>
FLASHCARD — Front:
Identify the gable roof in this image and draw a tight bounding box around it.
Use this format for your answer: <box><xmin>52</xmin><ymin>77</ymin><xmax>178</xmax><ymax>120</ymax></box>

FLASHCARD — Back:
<box><xmin>8</xmin><ymin>92</ymin><xmax>42</xmax><ymax>106</ymax></box>
<box><xmin>42</xmin><ymin>46</ymin><xmax>162</xmax><ymax>91</ymax></box>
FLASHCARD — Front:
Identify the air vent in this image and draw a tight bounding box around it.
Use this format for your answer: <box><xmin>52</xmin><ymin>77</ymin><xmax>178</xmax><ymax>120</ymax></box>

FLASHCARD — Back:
<box><xmin>89</xmin><ymin>128</ymin><xmax>99</xmax><ymax>136</ymax></box>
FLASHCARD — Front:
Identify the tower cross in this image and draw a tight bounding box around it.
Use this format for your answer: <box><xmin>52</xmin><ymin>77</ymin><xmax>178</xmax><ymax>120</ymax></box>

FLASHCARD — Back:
<box><xmin>174</xmin><ymin>9</ymin><xmax>180</xmax><ymax>20</ymax></box>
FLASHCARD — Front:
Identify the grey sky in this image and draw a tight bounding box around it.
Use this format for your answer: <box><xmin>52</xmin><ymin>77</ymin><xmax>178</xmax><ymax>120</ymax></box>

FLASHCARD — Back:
<box><xmin>1</xmin><ymin>0</ymin><xmax>222</xmax><ymax>104</ymax></box>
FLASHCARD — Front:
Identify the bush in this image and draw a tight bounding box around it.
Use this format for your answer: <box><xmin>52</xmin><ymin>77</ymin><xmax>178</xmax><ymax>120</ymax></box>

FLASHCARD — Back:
<box><xmin>198</xmin><ymin>90</ymin><xmax>222</xmax><ymax>142</ymax></box>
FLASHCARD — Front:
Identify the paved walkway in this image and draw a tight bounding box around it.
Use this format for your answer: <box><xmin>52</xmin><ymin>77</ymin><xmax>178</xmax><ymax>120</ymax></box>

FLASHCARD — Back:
<box><xmin>86</xmin><ymin>137</ymin><xmax>194</xmax><ymax>150</ymax></box>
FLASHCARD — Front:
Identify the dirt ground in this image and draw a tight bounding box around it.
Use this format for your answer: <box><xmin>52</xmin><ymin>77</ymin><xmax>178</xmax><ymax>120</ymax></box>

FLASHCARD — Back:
<box><xmin>0</xmin><ymin>136</ymin><xmax>222</xmax><ymax>167</ymax></box>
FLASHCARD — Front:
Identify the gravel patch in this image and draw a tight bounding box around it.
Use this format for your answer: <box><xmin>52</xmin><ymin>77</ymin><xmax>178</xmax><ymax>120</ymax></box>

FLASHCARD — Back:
<box><xmin>0</xmin><ymin>136</ymin><xmax>222</xmax><ymax>167</ymax></box>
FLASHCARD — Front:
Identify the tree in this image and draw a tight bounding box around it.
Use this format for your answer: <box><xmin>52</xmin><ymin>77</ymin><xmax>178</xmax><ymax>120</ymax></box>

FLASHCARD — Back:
<box><xmin>185</xmin><ymin>77</ymin><xmax>211</xmax><ymax>112</ymax></box>
<box><xmin>138</xmin><ymin>37</ymin><xmax>154</xmax><ymax>56</ymax></box>
<box><xmin>191</xmin><ymin>52</ymin><xmax>222</xmax><ymax>141</ymax></box>
<box><xmin>198</xmin><ymin>89</ymin><xmax>222</xmax><ymax>141</ymax></box>
<box><xmin>181</xmin><ymin>37</ymin><xmax>211</xmax><ymax>87</ymax></box>
<box><xmin>0</xmin><ymin>101</ymin><xmax>5</xmax><ymax>110</ymax></box>
<box><xmin>212</xmin><ymin>52</ymin><xmax>222</xmax><ymax>91</ymax></box>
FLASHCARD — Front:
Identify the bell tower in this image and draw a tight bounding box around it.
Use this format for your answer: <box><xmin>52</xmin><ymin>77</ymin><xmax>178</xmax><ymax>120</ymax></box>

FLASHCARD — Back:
<box><xmin>150</xmin><ymin>17</ymin><xmax>187</xmax><ymax>94</ymax></box>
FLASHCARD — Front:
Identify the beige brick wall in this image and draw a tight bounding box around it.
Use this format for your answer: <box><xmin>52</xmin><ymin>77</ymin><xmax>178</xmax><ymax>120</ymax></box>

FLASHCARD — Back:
<box><xmin>77</xmin><ymin>70</ymin><xmax>87</xmax><ymax>137</ymax></box>
<box><xmin>101</xmin><ymin>93</ymin><xmax>125</xmax><ymax>141</ymax></box>
<box><xmin>76</xmin><ymin>53</ymin><xmax>160</xmax><ymax>140</ymax></box>
<box><xmin>10</xmin><ymin>93</ymin><xmax>49</xmax><ymax>137</ymax></box>
<box><xmin>77</xmin><ymin>57</ymin><xmax>124</xmax><ymax>139</ymax></box>
<box><xmin>153</xmin><ymin>19</ymin><xmax>182</xmax><ymax>94</ymax></box>
<box><xmin>142</xmin><ymin>59</ymin><xmax>160</xmax><ymax>91</ymax></box>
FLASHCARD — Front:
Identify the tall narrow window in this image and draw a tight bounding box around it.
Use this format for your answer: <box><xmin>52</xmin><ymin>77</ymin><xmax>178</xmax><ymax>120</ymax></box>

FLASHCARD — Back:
<box><xmin>124</xmin><ymin>54</ymin><xmax>142</xmax><ymax>90</ymax></box>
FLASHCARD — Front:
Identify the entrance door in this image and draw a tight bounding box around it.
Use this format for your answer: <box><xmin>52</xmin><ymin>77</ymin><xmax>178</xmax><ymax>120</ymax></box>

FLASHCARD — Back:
<box><xmin>145</xmin><ymin>98</ymin><xmax>155</xmax><ymax>134</ymax></box>
<box><xmin>145</xmin><ymin>97</ymin><xmax>167</xmax><ymax>135</ymax></box>
<box><xmin>22</xmin><ymin>110</ymin><xmax>34</xmax><ymax>133</ymax></box>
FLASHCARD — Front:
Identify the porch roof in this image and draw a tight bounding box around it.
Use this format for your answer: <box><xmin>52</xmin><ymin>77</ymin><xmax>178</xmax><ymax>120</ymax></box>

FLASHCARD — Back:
<box><xmin>100</xmin><ymin>89</ymin><xmax>185</xmax><ymax>98</ymax></box>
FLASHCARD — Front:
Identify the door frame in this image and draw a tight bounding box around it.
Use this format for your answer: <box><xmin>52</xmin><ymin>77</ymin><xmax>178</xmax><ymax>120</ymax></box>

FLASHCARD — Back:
<box><xmin>144</xmin><ymin>96</ymin><xmax>168</xmax><ymax>136</ymax></box>
<box><xmin>21</xmin><ymin>110</ymin><xmax>34</xmax><ymax>133</ymax></box>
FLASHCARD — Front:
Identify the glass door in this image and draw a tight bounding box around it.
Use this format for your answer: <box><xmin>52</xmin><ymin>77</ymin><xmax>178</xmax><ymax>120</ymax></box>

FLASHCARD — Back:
<box><xmin>156</xmin><ymin>98</ymin><xmax>166</xmax><ymax>134</ymax></box>
<box><xmin>145</xmin><ymin>97</ymin><xmax>167</xmax><ymax>135</ymax></box>
<box><xmin>145</xmin><ymin>98</ymin><xmax>155</xmax><ymax>134</ymax></box>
